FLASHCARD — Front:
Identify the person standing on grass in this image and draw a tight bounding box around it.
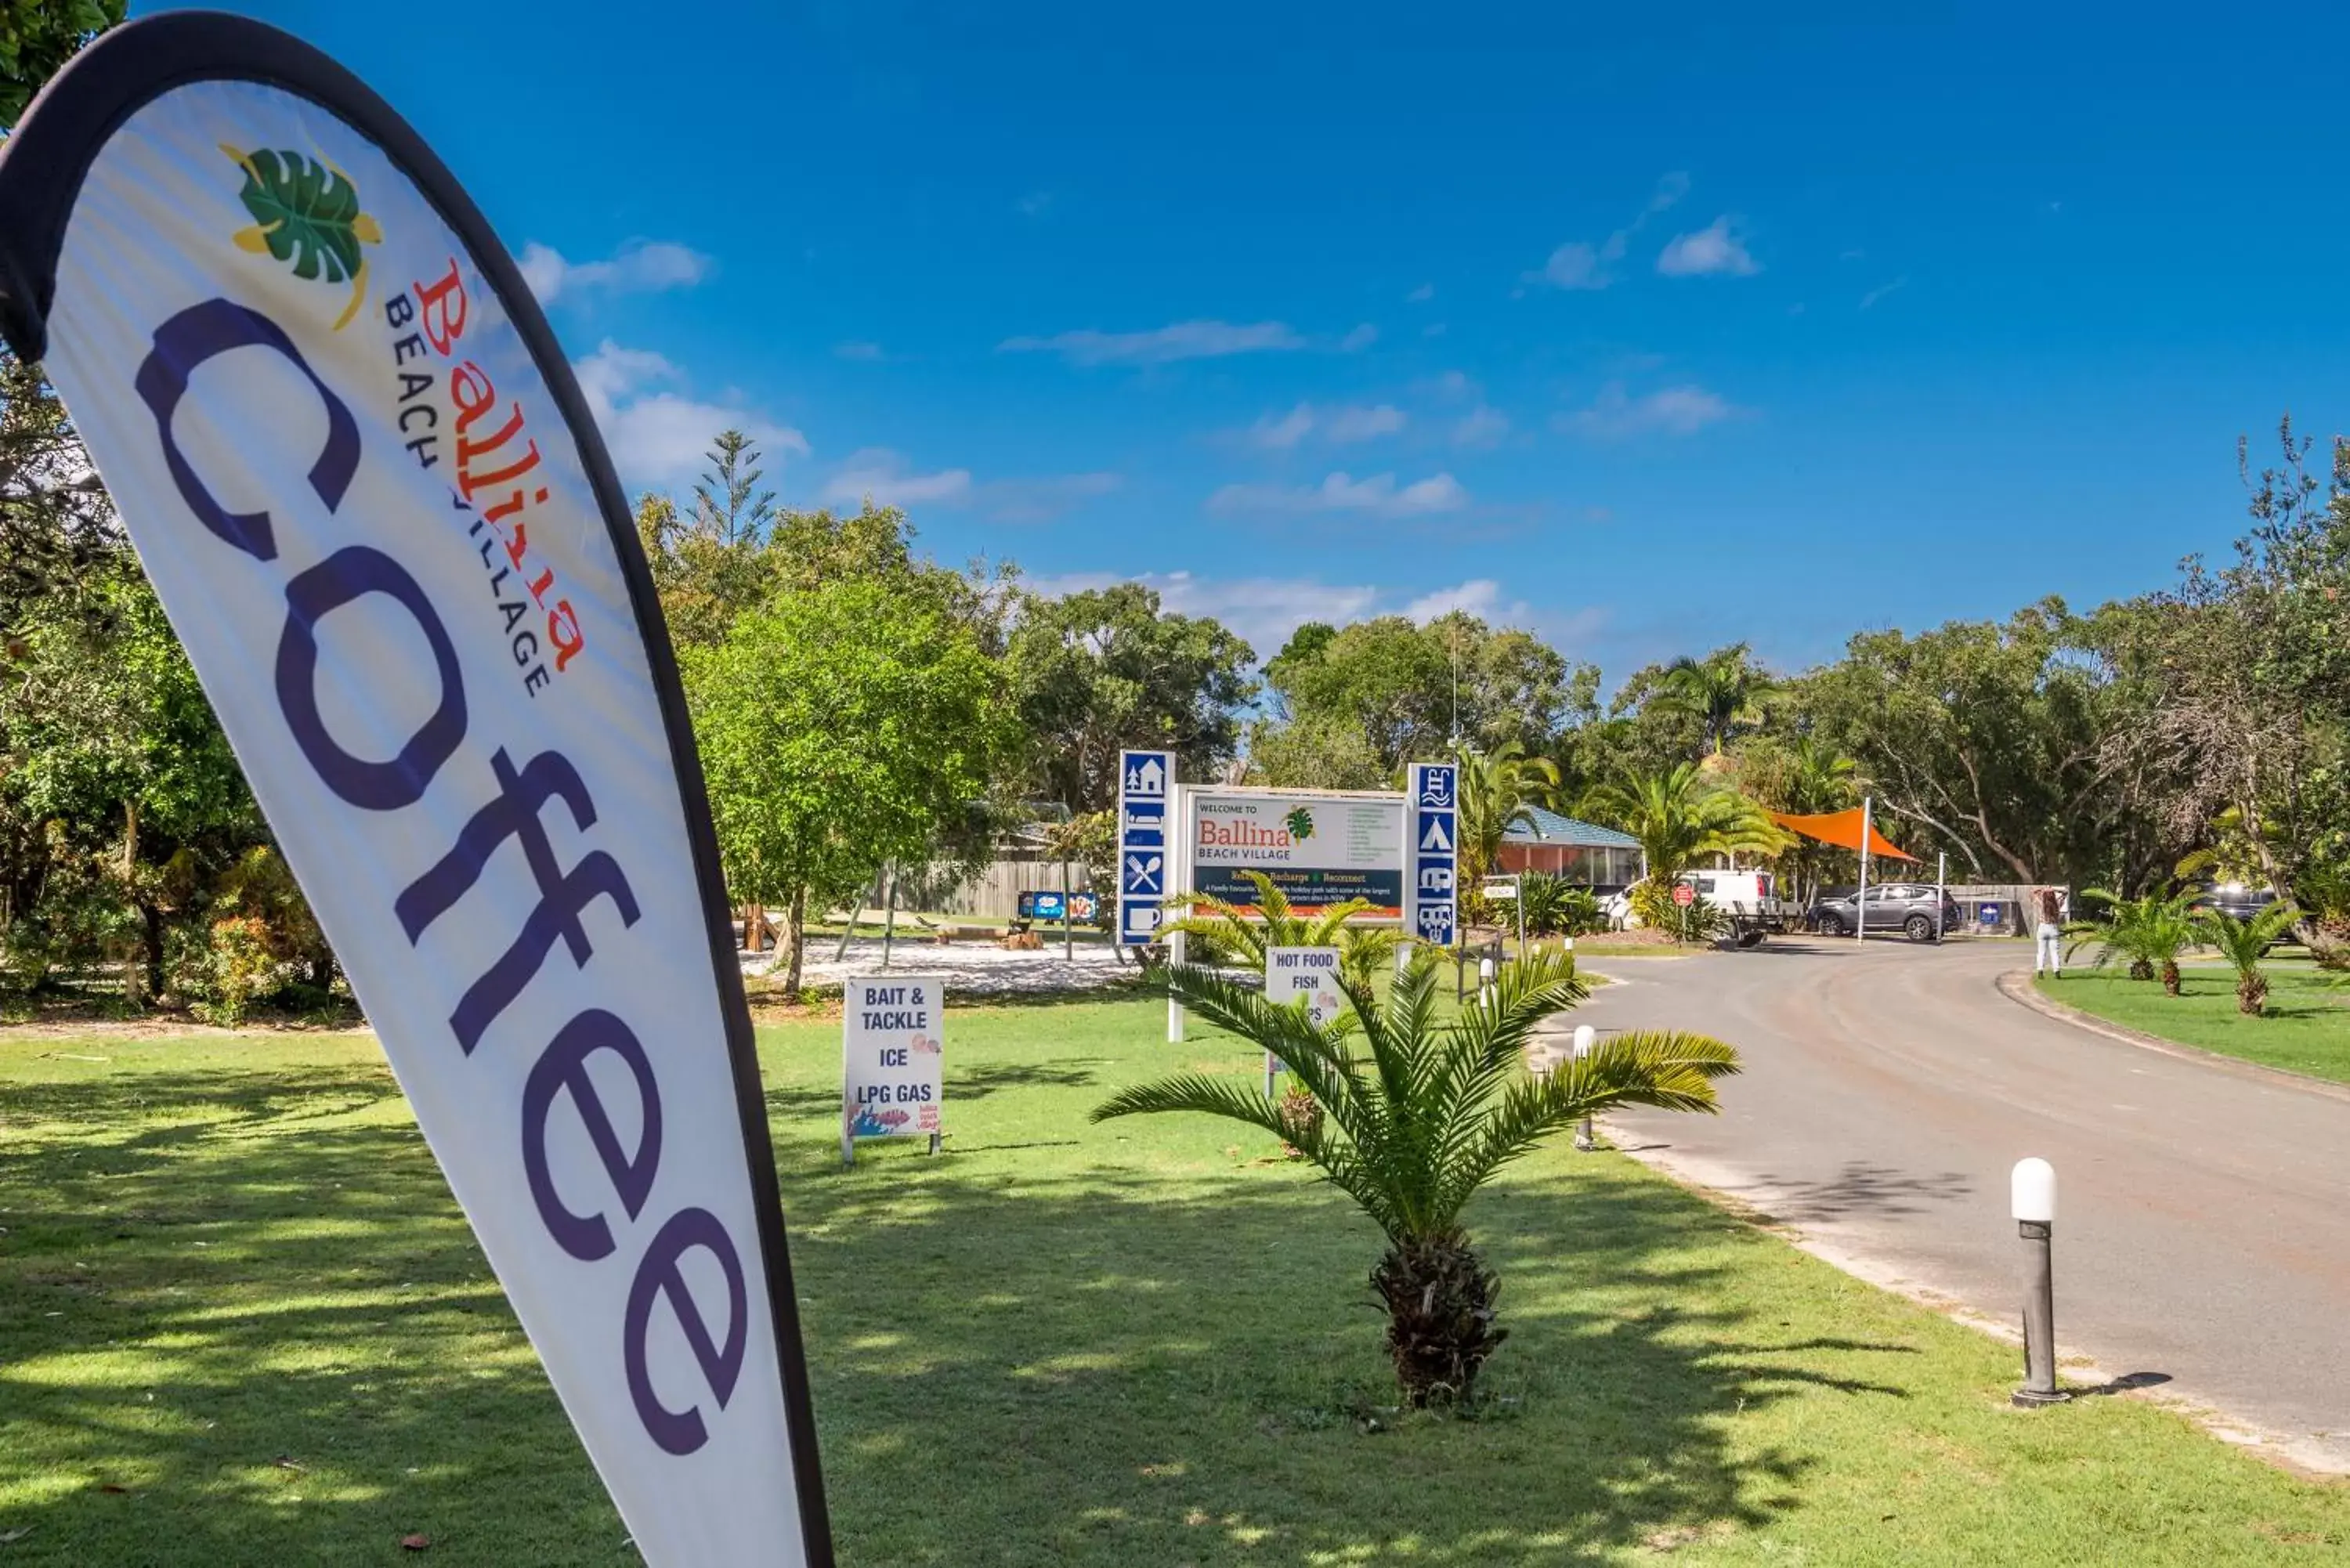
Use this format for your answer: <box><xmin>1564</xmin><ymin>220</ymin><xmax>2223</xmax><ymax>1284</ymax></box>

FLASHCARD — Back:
<box><xmin>2034</xmin><ymin>886</ymin><xmax>2066</xmax><ymax>977</ymax></box>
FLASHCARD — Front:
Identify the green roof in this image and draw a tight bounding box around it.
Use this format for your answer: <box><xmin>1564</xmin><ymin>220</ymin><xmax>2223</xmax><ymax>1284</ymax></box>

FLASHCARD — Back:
<box><xmin>1503</xmin><ymin>806</ymin><xmax>1641</xmax><ymax>850</ymax></box>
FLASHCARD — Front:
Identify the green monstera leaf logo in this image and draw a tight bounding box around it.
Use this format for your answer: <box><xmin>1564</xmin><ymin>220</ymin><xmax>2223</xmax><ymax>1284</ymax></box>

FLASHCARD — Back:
<box><xmin>1284</xmin><ymin>806</ymin><xmax>1316</xmax><ymax>842</ymax></box>
<box><xmin>220</xmin><ymin>144</ymin><xmax>383</xmax><ymax>331</ymax></box>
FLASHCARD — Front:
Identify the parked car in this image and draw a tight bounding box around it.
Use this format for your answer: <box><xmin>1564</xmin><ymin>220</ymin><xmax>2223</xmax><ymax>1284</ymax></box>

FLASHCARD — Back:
<box><xmin>2189</xmin><ymin>881</ymin><xmax>2280</xmax><ymax>922</ymax></box>
<box><xmin>1809</xmin><ymin>882</ymin><xmax>1961</xmax><ymax>942</ymax></box>
<box><xmin>2188</xmin><ymin>881</ymin><xmax>2298</xmax><ymax>946</ymax></box>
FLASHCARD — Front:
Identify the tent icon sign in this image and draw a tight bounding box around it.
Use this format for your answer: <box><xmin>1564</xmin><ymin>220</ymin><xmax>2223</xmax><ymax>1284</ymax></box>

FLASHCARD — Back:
<box><xmin>1123</xmin><ymin>755</ymin><xmax>1167</xmax><ymax>797</ymax></box>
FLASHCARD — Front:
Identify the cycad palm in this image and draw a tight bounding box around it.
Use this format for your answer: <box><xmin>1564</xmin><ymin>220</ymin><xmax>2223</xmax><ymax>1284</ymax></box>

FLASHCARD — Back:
<box><xmin>1094</xmin><ymin>951</ymin><xmax>1738</xmax><ymax>1404</ymax></box>
<box><xmin>2194</xmin><ymin>901</ymin><xmax>2301</xmax><ymax>1015</ymax></box>
<box><xmin>2068</xmin><ymin>889</ymin><xmax>2196</xmax><ymax>992</ymax></box>
<box><xmin>1160</xmin><ymin>869</ymin><xmax>1401</xmax><ymax>988</ymax></box>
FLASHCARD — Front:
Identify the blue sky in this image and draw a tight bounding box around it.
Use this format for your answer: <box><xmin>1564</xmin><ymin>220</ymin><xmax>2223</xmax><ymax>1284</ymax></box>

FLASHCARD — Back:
<box><xmin>157</xmin><ymin>2</ymin><xmax>2350</xmax><ymax>675</ymax></box>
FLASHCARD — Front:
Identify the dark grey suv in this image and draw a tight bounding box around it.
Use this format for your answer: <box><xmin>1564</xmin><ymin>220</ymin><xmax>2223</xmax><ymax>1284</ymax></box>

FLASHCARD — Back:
<box><xmin>1808</xmin><ymin>883</ymin><xmax>1961</xmax><ymax>941</ymax></box>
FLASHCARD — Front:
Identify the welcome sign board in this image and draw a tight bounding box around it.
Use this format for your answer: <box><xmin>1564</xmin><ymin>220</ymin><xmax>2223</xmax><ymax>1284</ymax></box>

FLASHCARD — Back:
<box><xmin>1188</xmin><ymin>789</ymin><xmax>1405</xmax><ymax>916</ymax></box>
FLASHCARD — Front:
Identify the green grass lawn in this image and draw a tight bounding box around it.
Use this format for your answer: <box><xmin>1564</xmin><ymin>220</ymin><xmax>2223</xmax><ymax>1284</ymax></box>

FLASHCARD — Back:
<box><xmin>2038</xmin><ymin>964</ymin><xmax>2350</xmax><ymax>1084</ymax></box>
<box><xmin>3</xmin><ymin>999</ymin><xmax>2346</xmax><ymax>1565</ymax></box>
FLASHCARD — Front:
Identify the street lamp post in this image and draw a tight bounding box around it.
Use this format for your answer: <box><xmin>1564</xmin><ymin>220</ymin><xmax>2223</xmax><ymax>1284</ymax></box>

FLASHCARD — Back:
<box><xmin>2011</xmin><ymin>1158</ymin><xmax>2070</xmax><ymax>1407</ymax></box>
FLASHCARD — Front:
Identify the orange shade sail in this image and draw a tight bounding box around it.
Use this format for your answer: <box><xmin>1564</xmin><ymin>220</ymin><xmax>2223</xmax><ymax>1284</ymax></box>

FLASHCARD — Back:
<box><xmin>1768</xmin><ymin>809</ymin><xmax>1918</xmax><ymax>862</ymax></box>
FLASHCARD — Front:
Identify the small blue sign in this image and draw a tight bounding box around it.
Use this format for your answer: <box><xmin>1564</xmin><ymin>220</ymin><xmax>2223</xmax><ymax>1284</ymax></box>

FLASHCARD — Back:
<box><xmin>1123</xmin><ymin>851</ymin><xmax>1164</xmax><ymax>896</ymax></box>
<box><xmin>1978</xmin><ymin>902</ymin><xmax>2001</xmax><ymax>926</ymax></box>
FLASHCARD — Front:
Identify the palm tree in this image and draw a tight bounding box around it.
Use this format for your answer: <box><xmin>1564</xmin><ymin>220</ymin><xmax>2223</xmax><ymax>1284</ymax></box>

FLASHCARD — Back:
<box><xmin>1579</xmin><ymin>763</ymin><xmax>1788</xmax><ymax>927</ymax></box>
<box><xmin>1093</xmin><ymin>951</ymin><xmax>1738</xmax><ymax>1404</ymax></box>
<box><xmin>1654</xmin><ymin>645</ymin><xmax>1781</xmax><ymax>757</ymax></box>
<box><xmin>2194</xmin><ymin>901</ymin><xmax>2301</xmax><ymax>1015</ymax></box>
<box><xmin>1453</xmin><ymin>741</ymin><xmax>1560</xmax><ymax>898</ymax></box>
<box><xmin>1159</xmin><ymin>870</ymin><xmax>1402</xmax><ymax>991</ymax></box>
<box><xmin>2067</xmin><ymin>889</ymin><xmax>2197</xmax><ymax>991</ymax></box>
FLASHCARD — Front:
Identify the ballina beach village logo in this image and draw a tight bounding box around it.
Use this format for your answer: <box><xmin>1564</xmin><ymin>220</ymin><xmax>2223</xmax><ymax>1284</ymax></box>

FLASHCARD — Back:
<box><xmin>221</xmin><ymin>144</ymin><xmax>381</xmax><ymax>329</ymax></box>
<box><xmin>1284</xmin><ymin>806</ymin><xmax>1317</xmax><ymax>842</ymax></box>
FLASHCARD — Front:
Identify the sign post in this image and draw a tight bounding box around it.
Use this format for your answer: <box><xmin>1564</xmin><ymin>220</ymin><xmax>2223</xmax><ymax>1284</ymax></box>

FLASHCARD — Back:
<box><xmin>1264</xmin><ymin>945</ymin><xmax>1344</xmax><ymax>1098</ymax></box>
<box><xmin>1673</xmin><ymin>878</ymin><xmax>1695</xmax><ymax>942</ymax></box>
<box><xmin>842</xmin><ymin>976</ymin><xmax>944</xmax><ymax>1165</ymax></box>
<box><xmin>1404</xmin><ymin>762</ymin><xmax>1459</xmax><ymax>961</ymax></box>
<box><xmin>1115</xmin><ymin>750</ymin><xmax>1176</xmax><ymax>1037</ymax></box>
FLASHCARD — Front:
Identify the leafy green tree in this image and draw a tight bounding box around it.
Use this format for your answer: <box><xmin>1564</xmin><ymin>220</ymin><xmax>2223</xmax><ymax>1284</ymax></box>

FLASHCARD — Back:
<box><xmin>2095</xmin><ymin>421</ymin><xmax>2350</xmax><ymax>894</ymax></box>
<box><xmin>1266</xmin><ymin>612</ymin><xmax>1571</xmax><ymax>771</ymax></box>
<box><xmin>1242</xmin><ymin>711</ymin><xmax>1390</xmax><ymax>791</ymax></box>
<box><xmin>1007</xmin><ymin>583</ymin><xmax>1255</xmax><ymax>811</ymax></box>
<box><xmin>2193</xmin><ymin>901</ymin><xmax>2301</xmax><ymax>1016</ymax></box>
<box><xmin>1094</xmin><ymin>951</ymin><xmax>1738</xmax><ymax>1404</ymax></box>
<box><xmin>3</xmin><ymin>562</ymin><xmax>258</xmax><ymax>996</ymax></box>
<box><xmin>1654</xmin><ymin>643</ymin><xmax>1781</xmax><ymax>756</ymax></box>
<box><xmin>1</xmin><ymin>0</ymin><xmax>121</xmax><ymax>128</ymax></box>
<box><xmin>683</xmin><ymin>578</ymin><xmax>1012</xmax><ymax>999</ymax></box>
<box><xmin>1454</xmin><ymin>741</ymin><xmax>1559</xmax><ymax>896</ymax></box>
<box><xmin>1792</xmin><ymin>602</ymin><xmax>2109</xmax><ymax>883</ymax></box>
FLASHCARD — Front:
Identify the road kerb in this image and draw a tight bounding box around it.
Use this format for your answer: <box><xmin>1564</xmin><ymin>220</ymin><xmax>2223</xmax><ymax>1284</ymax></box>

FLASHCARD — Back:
<box><xmin>1994</xmin><ymin>970</ymin><xmax>2350</xmax><ymax>1107</ymax></box>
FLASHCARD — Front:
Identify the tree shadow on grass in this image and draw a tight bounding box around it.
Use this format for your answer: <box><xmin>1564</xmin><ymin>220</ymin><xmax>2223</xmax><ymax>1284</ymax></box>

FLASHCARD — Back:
<box><xmin>1</xmin><ymin>1066</ymin><xmax>1922</xmax><ymax>1566</ymax></box>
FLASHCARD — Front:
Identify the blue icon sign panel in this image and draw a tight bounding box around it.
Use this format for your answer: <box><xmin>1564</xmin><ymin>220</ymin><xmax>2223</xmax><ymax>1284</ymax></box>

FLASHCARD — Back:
<box><xmin>1118</xmin><ymin>750</ymin><xmax>1176</xmax><ymax>946</ymax></box>
<box><xmin>1405</xmin><ymin>761</ymin><xmax>1459</xmax><ymax>948</ymax></box>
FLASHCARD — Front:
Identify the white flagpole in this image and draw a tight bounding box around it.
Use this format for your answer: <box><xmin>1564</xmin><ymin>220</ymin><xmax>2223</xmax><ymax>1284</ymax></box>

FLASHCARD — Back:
<box><xmin>1854</xmin><ymin>796</ymin><xmax>1873</xmax><ymax>945</ymax></box>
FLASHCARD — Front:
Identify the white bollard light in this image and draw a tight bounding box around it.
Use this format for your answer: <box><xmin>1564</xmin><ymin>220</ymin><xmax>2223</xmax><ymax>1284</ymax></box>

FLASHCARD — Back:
<box><xmin>1478</xmin><ymin>956</ymin><xmax>1496</xmax><ymax>1007</ymax></box>
<box><xmin>1573</xmin><ymin>1024</ymin><xmax>1599</xmax><ymax>1151</ymax></box>
<box><xmin>2010</xmin><ymin>1158</ymin><xmax>2067</xmax><ymax>1407</ymax></box>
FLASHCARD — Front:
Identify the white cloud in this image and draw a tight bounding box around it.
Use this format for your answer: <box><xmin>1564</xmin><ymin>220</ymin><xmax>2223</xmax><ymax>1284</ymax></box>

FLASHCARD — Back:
<box><xmin>833</xmin><ymin>341</ymin><xmax>887</xmax><ymax>361</ymax></box>
<box><xmin>1207</xmin><ymin>470</ymin><xmax>1469</xmax><ymax>519</ymax></box>
<box><xmin>1338</xmin><ymin>322</ymin><xmax>1379</xmax><ymax>352</ymax></box>
<box><xmin>1525</xmin><ymin>172</ymin><xmax>1690</xmax><ymax>291</ymax></box>
<box><xmin>1452</xmin><ymin>405</ymin><xmax>1509</xmax><ymax>448</ymax></box>
<box><xmin>1657</xmin><ymin>215</ymin><xmax>1760</xmax><ymax>278</ymax></box>
<box><xmin>1407</xmin><ymin>283</ymin><xmax>1436</xmax><ymax>302</ymax></box>
<box><xmin>1325</xmin><ymin>403</ymin><xmax>1405</xmax><ymax>443</ymax></box>
<box><xmin>519</xmin><ymin>239</ymin><xmax>712</xmax><ymax>305</ymax></box>
<box><xmin>1017</xmin><ymin>190</ymin><xmax>1054</xmax><ymax>217</ymax></box>
<box><xmin>1021</xmin><ymin>572</ymin><xmax>1584</xmax><ymax>663</ymax></box>
<box><xmin>1859</xmin><ymin>276</ymin><xmax>1908</xmax><ymax>310</ymax></box>
<box><xmin>821</xmin><ymin>447</ymin><xmax>974</xmax><ymax>508</ymax></box>
<box><xmin>999</xmin><ymin>319</ymin><xmax>1305</xmax><ymax>366</ymax></box>
<box><xmin>1535</xmin><ymin>240</ymin><xmax>1611</xmax><ymax>291</ymax></box>
<box><xmin>1246</xmin><ymin>403</ymin><xmax>1406</xmax><ymax>448</ymax></box>
<box><xmin>573</xmin><ymin>340</ymin><xmax>806</xmax><ymax>487</ymax></box>
<box><xmin>815</xmin><ymin>451</ymin><xmax>1119</xmax><ymax>521</ymax></box>
<box><xmin>1558</xmin><ymin>382</ymin><xmax>1738</xmax><ymax>440</ymax></box>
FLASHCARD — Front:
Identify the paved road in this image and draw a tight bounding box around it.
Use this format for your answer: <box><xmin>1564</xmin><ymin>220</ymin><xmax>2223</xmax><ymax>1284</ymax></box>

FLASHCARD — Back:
<box><xmin>1560</xmin><ymin>935</ymin><xmax>2350</xmax><ymax>1471</ymax></box>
